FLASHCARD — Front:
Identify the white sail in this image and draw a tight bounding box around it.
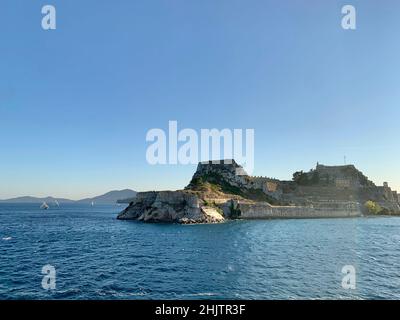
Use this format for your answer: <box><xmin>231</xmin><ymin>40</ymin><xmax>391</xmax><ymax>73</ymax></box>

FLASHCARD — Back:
<box><xmin>40</xmin><ymin>202</ymin><xmax>49</xmax><ymax>210</ymax></box>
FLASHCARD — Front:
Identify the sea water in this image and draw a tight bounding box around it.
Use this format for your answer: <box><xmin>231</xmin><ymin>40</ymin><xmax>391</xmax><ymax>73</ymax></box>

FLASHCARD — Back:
<box><xmin>0</xmin><ymin>203</ymin><xmax>399</xmax><ymax>299</ymax></box>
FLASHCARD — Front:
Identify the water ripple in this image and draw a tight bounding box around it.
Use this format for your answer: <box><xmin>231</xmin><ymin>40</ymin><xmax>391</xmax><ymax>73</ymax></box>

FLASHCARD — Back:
<box><xmin>1</xmin><ymin>203</ymin><xmax>400</xmax><ymax>299</ymax></box>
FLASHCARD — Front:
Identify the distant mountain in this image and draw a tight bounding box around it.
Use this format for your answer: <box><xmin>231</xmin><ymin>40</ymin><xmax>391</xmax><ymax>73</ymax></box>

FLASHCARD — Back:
<box><xmin>0</xmin><ymin>189</ymin><xmax>137</xmax><ymax>205</ymax></box>
<box><xmin>76</xmin><ymin>189</ymin><xmax>137</xmax><ymax>204</ymax></box>
<box><xmin>0</xmin><ymin>196</ymin><xmax>75</xmax><ymax>204</ymax></box>
<box><xmin>117</xmin><ymin>196</ymin><xmax>138</xmax><ymax>204</ymax></box>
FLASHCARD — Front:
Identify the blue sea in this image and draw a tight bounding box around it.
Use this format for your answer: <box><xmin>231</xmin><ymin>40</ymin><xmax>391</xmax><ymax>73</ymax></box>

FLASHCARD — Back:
<box><xmin>0</xmin><ymin>203</ymin><xmax>399</xmax><ymax>300</ymax></box>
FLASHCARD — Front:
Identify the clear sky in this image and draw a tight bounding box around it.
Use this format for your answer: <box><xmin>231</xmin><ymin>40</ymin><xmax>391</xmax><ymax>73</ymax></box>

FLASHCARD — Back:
<box><xmin>1</xmin><ymin>0</ymin><xmax>399</xmax><ymax>199</ymax></box>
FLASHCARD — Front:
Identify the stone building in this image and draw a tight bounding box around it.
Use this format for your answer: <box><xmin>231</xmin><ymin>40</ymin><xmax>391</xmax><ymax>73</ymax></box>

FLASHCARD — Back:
<box><xmin>314</xmin><ymin>164</ymin><xmax>368</xmax><ymax>188</ymax></box>
<box><xmin>335</xmin><ymin>178</ymin><xmax>352</xmax><ymax>188</ymax></box>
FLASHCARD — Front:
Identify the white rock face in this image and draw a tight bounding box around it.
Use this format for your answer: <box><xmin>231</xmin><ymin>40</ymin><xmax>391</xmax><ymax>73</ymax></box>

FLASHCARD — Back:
<box><xmin>200</xmin><ymin>206</ymin><xmax>224</xmax><ymax>223</ymax></box>
<box><xmin>117</xmin><ymin>191</ymin><xmax>224</xmax><ymax>224</ymax></box>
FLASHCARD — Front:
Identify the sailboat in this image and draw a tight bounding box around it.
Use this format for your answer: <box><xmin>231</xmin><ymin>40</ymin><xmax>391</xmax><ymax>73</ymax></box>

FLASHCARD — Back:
<box><xmin>54</xmin><ymin>200</ymin><xmax>60</xmax><ymax>207</ymax></box>
<box><xmin>91</xmin><ymin>201</ymin><xmax>94</xmax><ymax>207</ymax></box>
<box><xmin>40</xmin><ymin>202</ymin><xmax>49</xmax><ymax>210</ymax></box>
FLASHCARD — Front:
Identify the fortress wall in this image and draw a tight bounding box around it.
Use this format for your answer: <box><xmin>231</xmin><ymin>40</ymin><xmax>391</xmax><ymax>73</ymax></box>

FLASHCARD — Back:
<box><xmin>237</xmin><ymin>201</ymin><xmax>362</xmax><ymax>219</ymax></box>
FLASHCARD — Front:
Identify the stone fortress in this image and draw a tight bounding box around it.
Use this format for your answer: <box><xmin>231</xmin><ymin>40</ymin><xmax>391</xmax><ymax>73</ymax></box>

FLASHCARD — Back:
<box><xmin>118</xmin><ymin>160</ymin><xmax>400</xmax><ymax>223</ymax></box>
<box><xmin>191</xmin><ymin>160</ymin><xmax>400</xmax><ymax>210</ymax></box>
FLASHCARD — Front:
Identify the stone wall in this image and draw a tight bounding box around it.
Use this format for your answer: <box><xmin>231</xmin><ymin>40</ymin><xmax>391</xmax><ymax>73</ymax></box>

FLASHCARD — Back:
<box><xmin>233</xmin><ymin>200</ymin><xmax>362</xmax><ymax>219</ymax></box>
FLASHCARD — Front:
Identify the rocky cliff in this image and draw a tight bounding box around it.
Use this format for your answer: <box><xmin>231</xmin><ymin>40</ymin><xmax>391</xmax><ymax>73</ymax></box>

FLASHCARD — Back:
<box><xmin>117</xmin><ymin>191</ymin><xmax>224</xmax><ymax>224</ymax></box>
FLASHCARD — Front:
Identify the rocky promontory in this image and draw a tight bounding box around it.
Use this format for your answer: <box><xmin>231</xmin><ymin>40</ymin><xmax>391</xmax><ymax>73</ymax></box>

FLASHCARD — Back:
<box><xmin>117</xmin><ymin>190</ymin><xmax>225</xmax><ymax>224</ymax></box>
<box><xmin>117</xmin><ymin>160</ymin><xmax>400</xmax><ymax>223</ymax></box>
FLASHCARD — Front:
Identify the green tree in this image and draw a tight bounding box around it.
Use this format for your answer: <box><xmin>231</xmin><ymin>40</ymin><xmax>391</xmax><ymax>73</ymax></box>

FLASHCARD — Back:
<box><xmin>293</xmin><ymin>171</ymin><xmax>308</xmax><ymax>185</ymax></box>
<box><xmin>311</xmin><ymin>171</ymin><xmax>320</xmax><ymax>184</ymax></box>
<box><xmin>292</xmin><ymin>171</ymin><xmax>303</xmax><ymax>181</ymax></box>
<box><xmin>364</xmin><ymin>200</ymin><xmax>382</xmax><ymax>215</ymax></box>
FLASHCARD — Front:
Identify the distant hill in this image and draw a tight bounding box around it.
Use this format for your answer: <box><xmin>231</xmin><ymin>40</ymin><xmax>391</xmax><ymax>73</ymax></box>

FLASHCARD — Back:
<box><xmin>0</xmin><ymin>189</ymin><xmax>137</xmax><ymax>204</ymax></box>
<box><xmin>0</xmin><ymin>196</ymin><xmax>75</xmax><ymax>204</ymax></box>
<box><xmin>117</xmin><ymin>196</ymin><xmax>138</xmax><ymax>204</ymax></box>
<box><xmin>77</xmin><ymin>189</ymin><xmax>137</xmax><ymax>204</ymax></box>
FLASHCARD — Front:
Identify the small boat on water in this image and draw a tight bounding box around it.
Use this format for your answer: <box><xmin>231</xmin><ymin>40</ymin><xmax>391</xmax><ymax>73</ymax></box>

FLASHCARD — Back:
<box><xmin>91</xmin><ymin>201</ymin><xmax>94</xmax><ymax>207</ymax></box>
<box><xmin>54</xmin><ymin>200</ymin><xmax>60</xmax><ymax>207</ymax></box>
<box><xmin>40</xmin><ymin>202</ymin><xmax>49</xmax><ymax>210</ymax></box>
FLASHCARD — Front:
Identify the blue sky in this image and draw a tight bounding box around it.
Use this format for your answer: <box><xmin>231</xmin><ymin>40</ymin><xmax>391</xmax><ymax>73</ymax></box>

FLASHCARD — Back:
<box><xmin>1</xmin><ymin>0</ymin><xmax>399</xmax><ymax>199</ymax></box>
